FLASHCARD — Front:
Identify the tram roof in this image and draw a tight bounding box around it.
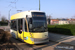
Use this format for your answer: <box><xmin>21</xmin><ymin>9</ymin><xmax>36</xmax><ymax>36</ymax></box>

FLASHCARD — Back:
<box><xmin>11</xmin><ymin>10</ymin><xmax>45</xmax><ymax>20</ymax></box>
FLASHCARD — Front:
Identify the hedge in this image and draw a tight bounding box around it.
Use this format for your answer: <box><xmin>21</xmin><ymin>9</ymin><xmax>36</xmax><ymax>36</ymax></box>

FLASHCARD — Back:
<box><xmin>48</xmin><ymin>24</ymin><xmax>75</xmax><ymax>36</ymax></box>
<box><xmin>0</xmin><ymin>21</ymin><xmax>8</xmax><ymax>26</ymax></box>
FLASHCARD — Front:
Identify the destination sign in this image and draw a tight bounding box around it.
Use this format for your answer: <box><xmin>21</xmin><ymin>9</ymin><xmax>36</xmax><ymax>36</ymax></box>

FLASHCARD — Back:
<box><xmin>32</xmin><ymin>15</ymin><xmax>44</xmax><ymax>17</ymax></box>
<box><xmin>32</xmin><ymin>12</ymin><xmax>45</xmax><ymax>17</ymax></box>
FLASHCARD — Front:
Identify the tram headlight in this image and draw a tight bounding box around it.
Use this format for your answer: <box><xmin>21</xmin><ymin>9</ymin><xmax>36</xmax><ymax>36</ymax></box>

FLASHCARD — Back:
<box><xmin>30</xmin><ymin>38</ymin><xmax>34</xmax><ymax>41</ymax></box>
<box><xmin>24</xmin><ymin>36</ymin><xmax>28</xmax><ymax>40</ymax></box>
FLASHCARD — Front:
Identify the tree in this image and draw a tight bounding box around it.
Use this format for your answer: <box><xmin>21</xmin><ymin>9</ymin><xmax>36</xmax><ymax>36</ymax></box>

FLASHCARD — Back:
<box><xmin>46</xmin><ymin>15</ymin><xmax>52</xmax><ymax>24</ymax></box>
<box><xmin>1</xmin><ymin>16</ymin><xmax>7</xmax><ymax>22</ymax></box>
<box><xmin>46</xmin><ymin>15</ymin><xmax>52</xmax><ymax>19</ymax></box>
<box><xmin>73</xmin><ymin>16</ymin><xmax>75</xmax><ymax>19</ymax></box>
<box><xmin>0</xmin><ymin>12</ymin><xmax>1</xmax><ymax>21</ymax></box>
<box><xmin>72</xmin><ymin>15</ymin><xmax>75</xmax><ymax>19</ymax></box>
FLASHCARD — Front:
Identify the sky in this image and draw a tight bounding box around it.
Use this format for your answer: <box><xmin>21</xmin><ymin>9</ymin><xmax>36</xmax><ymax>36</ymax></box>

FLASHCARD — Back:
<box><xmin>0</xmin><ymin>0</ymin><xmax>75</xmax><ymax>20</ymax></box>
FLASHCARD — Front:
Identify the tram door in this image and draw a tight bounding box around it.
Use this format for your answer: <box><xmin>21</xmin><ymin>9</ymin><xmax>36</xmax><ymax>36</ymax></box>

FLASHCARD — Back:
<box><xmin>18</xmin><ymin>19</ymin><xmax>24</xmax><ymax>40</ymax></box>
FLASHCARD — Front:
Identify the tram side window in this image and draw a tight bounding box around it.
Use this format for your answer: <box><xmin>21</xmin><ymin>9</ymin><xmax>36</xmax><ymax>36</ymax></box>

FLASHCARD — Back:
<box><xmin>29</xmin><ymin>18</ymin><xmax>32</xmax><ymax>24</ymax></box>
<box><xmin>25</xmin><ymin>21</ymin><xmax>27</xmax><ymax>32</ymax></box>
<box><xmin>11</xmin><ymin>20</ymin><xmax>17</xmax><ymax>30</ymax></box>
<box><xmin>18</xmin><ymin>19</ymin><xmax>23</xmax><ymax>30</ymax></box>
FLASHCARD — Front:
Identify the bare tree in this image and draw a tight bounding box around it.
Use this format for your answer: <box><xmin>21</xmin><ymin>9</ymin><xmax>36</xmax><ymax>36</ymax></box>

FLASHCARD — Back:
<box><xmin>73</xmin><ymin>16</ymin><xmax>75</xmax><ymax>19</ymax></box>
<box><xmin>1</xmin><ymin>16</ymin><xmax>7</xmax><ymax>22</ymax></box>
<box><xmin>46</xmin><ymin>15</ymin><xmax>52</xmax><ymax>24</ymax></box>
<box><xmin>71</xmin><ymin>15</ymin><xmax>75</xmax><ymax>19</ymax></box>
<box><xmin>0</xmin><ymin>12</ymin><xmax>1</xmax><ymax>21</ymax></box>
<box><xmin>46</xmin><ymin>15</ymin><xmax>52</xmax><ymax>19</ymax></box>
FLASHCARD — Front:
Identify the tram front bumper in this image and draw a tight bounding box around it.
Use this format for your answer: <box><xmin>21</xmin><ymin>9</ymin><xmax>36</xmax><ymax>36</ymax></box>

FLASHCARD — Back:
<box><xmin>30</xmin><ymin>37</ymin><xmax>49</xmax><ymax>44</ymax></box>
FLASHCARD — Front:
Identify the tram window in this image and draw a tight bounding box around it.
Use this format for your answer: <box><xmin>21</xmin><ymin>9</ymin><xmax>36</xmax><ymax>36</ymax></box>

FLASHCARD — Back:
<box><xmin>29</xmin><ymin>18</ymin><xmax>32</xmax><ymax>24</ymax></box>
<box><xmin>25</xmin><ymin>21</ymin><xmax>27</xmax><ymax>32</ymax></box>
<box><xmin>18</xmin><ymin>19</ymin><xmax>23</xmax><ymax>30</ymax></box>
<box><xmin>11</xmin><ymin>20</ymin><xmax>17</xmax><ymax>30</ymax></box>
<box><xmin>18</xmin><ymin>19</ymin><xmax>23</xmax><ymax>33</ymax></box>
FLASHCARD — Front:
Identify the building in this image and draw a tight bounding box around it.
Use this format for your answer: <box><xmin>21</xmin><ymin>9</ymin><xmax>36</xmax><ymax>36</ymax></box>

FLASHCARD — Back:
<box><xmin>68</xmin><ymin>19</ymin><xmax>75</xmax><ymax>24</ymax></box>
<box><xmin>50</xmin><ymin>19</ymin><xmax>59</xmax><ymax>25</ymax></box>
<box><xmin>59</xmin><ymin>20</ymin><xmax>69</xmax><ymax>25</ymax></box>
<box><xmin>58</xmin><ymin>19</ymin><xmax>69</xmax><ymax>25</ymax></box>
<box><xmin>48</xmin><ymin>18</ymin><xmax>75</xmax><ymax>25</ymax></box>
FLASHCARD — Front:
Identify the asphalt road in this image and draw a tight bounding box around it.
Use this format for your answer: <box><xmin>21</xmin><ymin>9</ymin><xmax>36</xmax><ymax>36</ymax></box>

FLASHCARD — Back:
<box><xmin>10</xmin><ymin>37</ymin><xmax>75</xmax><ymax>50</ymax></box>
<box><xmin>0</xmin><ymin>26</ymin><xmax>75</xmax><ymax>50</ymax></box>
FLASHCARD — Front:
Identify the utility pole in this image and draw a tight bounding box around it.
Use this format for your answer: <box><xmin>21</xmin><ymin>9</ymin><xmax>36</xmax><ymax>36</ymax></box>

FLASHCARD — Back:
<box><xmin>0</xmin><ymin>12</ymin><xmax>1</xmax><ymax>21</ymax></box>
<box><xmin>9</xmin><ymin>9</ymin><xmax>11</xmax><ymax>20</ymax></box>
<box><xmin>8</xmin><ymin>9</ymin><xmax>11</xmax><ymax>26</ymax></box>
<box><xmin>39</xmin><ymin>0</ymin><xmax>40</xmax><ymax>10</ymax></box>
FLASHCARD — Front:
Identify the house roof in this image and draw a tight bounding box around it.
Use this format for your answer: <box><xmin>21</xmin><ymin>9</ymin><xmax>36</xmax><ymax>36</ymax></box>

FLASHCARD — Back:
<box><xmin>51</xmin><ymin>19</ymin><xmax>59</xmax><ymax>21</ymax></box>
<box><xmin>68</xmin><ymin>19</ymin><xmax>75</xmax><ymax>21</ymax></box>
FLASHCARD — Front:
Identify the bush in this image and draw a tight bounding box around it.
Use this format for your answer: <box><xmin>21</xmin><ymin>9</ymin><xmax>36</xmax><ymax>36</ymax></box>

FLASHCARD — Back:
<box><xmin>48</xmin><ymin>24</ymin><xmax>75</xmax><ymax>36</ymax></box>
<box><xmin>0</xmin><ymin>21</ymin><xmax>8</xmax><ymax>26</ymax></box>
<box><xmin>0</xmin><ymin>29</ymin><xmax>12</xmax><ymax>43</ymax></box>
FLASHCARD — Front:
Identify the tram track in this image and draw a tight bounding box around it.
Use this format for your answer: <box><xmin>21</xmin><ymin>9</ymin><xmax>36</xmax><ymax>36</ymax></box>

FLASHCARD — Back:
<box><xmin>9</xmin><ymin>37</ymin><xmax>50</xmax><ymax>50</ymax></box>
<box><xmin>10</xmin><ymin>38</ymin><xmax>53</xmax><ymax>50</ymax></box>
